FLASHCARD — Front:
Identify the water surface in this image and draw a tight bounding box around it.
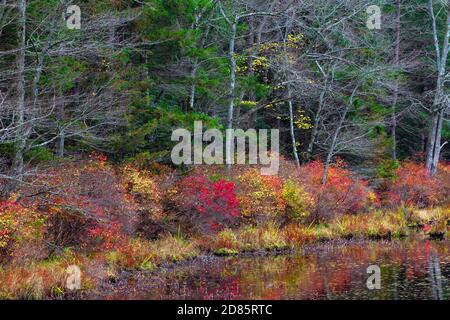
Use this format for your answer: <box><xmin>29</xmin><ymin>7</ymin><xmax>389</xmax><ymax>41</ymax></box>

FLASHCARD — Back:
<box><xmin>101</xmin><ymin>240</ymin><xmax>449</xmax><ymax>300</ymax></box>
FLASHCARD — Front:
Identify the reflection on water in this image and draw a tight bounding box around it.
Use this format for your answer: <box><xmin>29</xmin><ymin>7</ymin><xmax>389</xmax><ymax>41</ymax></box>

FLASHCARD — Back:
<box><xmin>107</xmin><ymin>240</ymin><xmax>450</xmax><ymax>300</ymax></box>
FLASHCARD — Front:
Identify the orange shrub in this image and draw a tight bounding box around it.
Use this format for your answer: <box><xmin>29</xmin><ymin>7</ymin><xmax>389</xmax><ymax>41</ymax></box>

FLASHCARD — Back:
<box><xmin>384</xmin><ymin>161</ymin><xmax>441</xmax><ymax>208</ymax></box>
<box><xmin>297</xmin><ymin>160</ymin><xmax>370</xmax><ymax>222</ymax></box>
<box><xmin>236</xmin><ymin>168</ymin><xmax>286</xmax><ymax>223</ymax></box>
<box><xmin>437</xmin><ymin>162</ymin><xmax>450</xmax><ymax>205</ymax></box>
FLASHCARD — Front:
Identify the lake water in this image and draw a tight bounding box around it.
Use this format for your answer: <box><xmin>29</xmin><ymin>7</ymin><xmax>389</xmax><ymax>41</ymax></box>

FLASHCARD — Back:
<box><xmin>101</xmin><ymin>239</ymin><xmax>449</xmax><ymax>300</ymax></box>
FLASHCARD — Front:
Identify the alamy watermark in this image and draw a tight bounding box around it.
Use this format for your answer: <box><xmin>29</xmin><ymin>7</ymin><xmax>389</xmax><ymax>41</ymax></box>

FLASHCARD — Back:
<box><xmin>366</xmin><ymin>265</ymin><xmax>381</xmax><ymax>290</ymax></box>
<box><xmin>65</xmin><ymin>5</ymin><xmax>81</xmax><ymax>30</ymax></box>
<box><xmin>66</xmin><ymin>265</ymin><xmax>81</xmax><ymax>290</ymax></box>
<box><xmin>171</xmin><ymin>121</ymin><xmax>279</xmax><ymax>175</ymax></box>
<box><xmin>366</xmin><ymin>5</ymin><xmax>381</xmax><ymax>30</ymax></box>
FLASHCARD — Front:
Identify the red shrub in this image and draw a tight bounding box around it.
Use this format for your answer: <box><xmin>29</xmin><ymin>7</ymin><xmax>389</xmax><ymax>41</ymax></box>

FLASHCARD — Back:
<box><xmin>88</xmin><ymin>220</ymin><xmax>125</xmax><ymax>250</ymax></box>
<box><xmin>171</xmin><ymin>174</ymin><xmax>240</xmax><ymax>232</ymax></box>
<box><xmin>298</xmin><ymin>160</ymin><xmax>370</xmax><ymax>221</ymax></box>
<box><xmin>384</xmin><ymin>161</ymin><xmax>441</xmax><ymax>208</ymax></box>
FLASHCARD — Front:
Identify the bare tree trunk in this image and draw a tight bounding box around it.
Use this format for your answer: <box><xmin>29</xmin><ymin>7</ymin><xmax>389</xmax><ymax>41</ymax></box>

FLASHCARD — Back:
<box><xmin>322</xmin><ymin>106</ymin><xmax>348</xmax><ymax>185</ymax></box>
<box><xmin>287</xmin><ymin>84</ymin><xmax>300</xmax><ymax>167</ymax></box>
<box><xmin>188</xmin><ymin>31</ymin><xmax>209</xmax><ymax>111</ymax></box>
<box><xmin>426</xmin><ymin>110</ymin><xmax>438</xmax><ymax>171</ymax></box>
<box><xmin>188</xmin><ymin>13</ymin><xmax>201</xmax><ymax>111</ymax></box>
<box><xmin>426</xmin><ymin>0</ymin><xmax>450</xmax><ymax>175</ymax></box>
<box><xmin>391</xmin><ymin>0</ymin><xmax>401</xmax><ymax>160</ymax></box>
<box><xmin>11</xmin><ymin>0</ymin><xmax>54</xmax><ymax>188</ymax></box>
<box><xmin>187</xmin><ymin>4</ymin><xmax>213</xmax><ymax>112</ymax></box>
<box><xmin>188</xmin><ymin>63</ymin><xmax>197</xmax><ymax>110</ymax></box>
<box><xmin>431</xmin><ymin>109</ymin><xmax>444</xmax><ymax>173</ymax></box>
<box><xmin>188</xmin><ymin>33</ymin><xmax>208</xmax><ymax>111</ymax></box>
<box><xmin>11</xmin><ymin>0</ymin><xmax>27</xmax><ymax>185</ymax></box>
<box><xmin>280</xmin><ymin>25</ymin><xmax>300</xmax><ymax>168</ymax></box>
<box><xmin>219</xmin><ymin>3</ymin><xmax>278</xmax><ymax>171</ymax></box>
<box><xmin>225</xmin><ymin>21</ymin><xmax>237</xmax><ymax>169</ymax></box>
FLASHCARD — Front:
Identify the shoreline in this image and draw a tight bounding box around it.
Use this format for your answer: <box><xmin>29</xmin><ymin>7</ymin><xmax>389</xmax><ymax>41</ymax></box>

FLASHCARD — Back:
<box><xmin>74</xmin><ymin>236</ymin><xmax>448</xmax><ymax>300</ymax></box>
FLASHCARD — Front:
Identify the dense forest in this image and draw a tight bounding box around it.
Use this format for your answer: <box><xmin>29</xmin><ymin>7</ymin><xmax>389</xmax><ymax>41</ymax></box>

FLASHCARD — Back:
<box><xmin>0</xmin><ymin>0</ymin><xmax>449</xmax><ymax>299</ymax></box>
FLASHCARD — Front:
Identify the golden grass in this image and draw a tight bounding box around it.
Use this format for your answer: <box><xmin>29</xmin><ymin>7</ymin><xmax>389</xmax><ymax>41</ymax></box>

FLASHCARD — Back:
<box><xmin>150</xmin><ymin>233</ymin><xmax>199</xmax><ymax>263</ymax></box>
<box><xmin>0</xmin><ymin>251</ymin><xmax>93</xmax><ymax>299</ymax></box>
<box><xmin>410</xmin><ymin>207</ymin><xmax>450</xmax><ymax>235</ymax></box>
<box><xmin>0</xmin><ymin>233</ymin><xmax>200</xmax><ymax>299</ymax></box>
<box><xmin>106</xmin><ymin>233</ymin><xmax>200</xmax><ymax>273</ymax></box>
<box><xmin>203</xmin><ymin>206</ymin><xmax>449</xmax><ymax>255</ymax></box>
<box><xmin>205</xmin><ymin>222</ymin><xmax>288</xmax><ymax>254</ymax></box>
<box><xmin>328</xmin><ymin>209</ymin><xmax>408</xmax><ymax>239</ymax></box>
<box><xmin>0</xmin><ymin>206</ymin><xmax>447</xmax><ymax>299</ymax></box>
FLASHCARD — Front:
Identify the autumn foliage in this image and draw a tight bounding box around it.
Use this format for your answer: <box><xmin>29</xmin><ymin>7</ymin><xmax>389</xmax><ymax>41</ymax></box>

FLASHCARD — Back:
<box><xmin>281</xmin><ymin>180</ymin><xmax>314</xmax><ymax>223</ymax></box>
<box><xmin>297</xmin><ymin>160</ymin><xmax>371</xmax><ymax>221</ymax></box>
<box><xmin>0</xmin><ymin>201</ymin><xmax>45</xmax><ymax>263</ymax></box>
<box><xmin>0</xmin><ymin>152</ymin><xmax>449</xmax><ymax>299</ymax></box>
<box><xmin>382</xmin><ymin>161</ymin><xmax>449</xmax><ymax>208</ymax></box>
<box><xmin>236</xmin><ymin>168</ymin><xmax>286</xmax><ymax>223</ymax></box>
<box><xmin>171</xmin><ymin>174</ymin><xmax>240</xmax><ymax>232</ymax></box>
